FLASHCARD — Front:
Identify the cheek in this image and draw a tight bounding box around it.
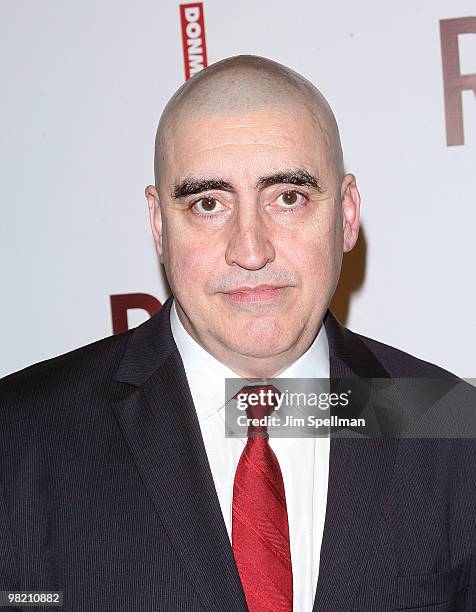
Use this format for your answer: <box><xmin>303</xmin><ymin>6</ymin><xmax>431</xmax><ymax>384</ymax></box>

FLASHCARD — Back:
<box><xmin>165</xmin><ymin>230</ymin><xmax>219</xmax><ymax>292</ymax></box>
<box><xmin>281</xmin><ymin>216</ymin><xmax>337</xmax><ymax>270</ymax></box>
<box><xmin>300</xmin><ymin>243</ymin><xmax>335</xmax><ymax>287</ymax></box>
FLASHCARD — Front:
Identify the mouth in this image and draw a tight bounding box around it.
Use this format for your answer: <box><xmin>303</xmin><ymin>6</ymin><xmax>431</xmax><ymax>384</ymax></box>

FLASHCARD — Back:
<box><xmin>222</xmin><ymin>284</ymin><xmax>288</xmax><ymax>304</ymax></box>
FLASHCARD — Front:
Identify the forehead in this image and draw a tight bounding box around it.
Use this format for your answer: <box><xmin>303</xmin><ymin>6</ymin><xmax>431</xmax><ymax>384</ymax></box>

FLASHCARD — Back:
<box><xmin>163</xmin><ymin>107</ymin><xmax>331</xmax><ymax>180</ymax></box>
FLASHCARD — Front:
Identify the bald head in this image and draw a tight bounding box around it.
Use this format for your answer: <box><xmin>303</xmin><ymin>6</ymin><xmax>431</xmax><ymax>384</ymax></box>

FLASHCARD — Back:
<box><xmin>146</xmin><ymin>54</ymin><xmax>361</xmax><ymax>377</ymax></box>
<box><xmin>154</xmin><ymin>55</ymin><xmax>343</xmax><ymax>189</ymax></box>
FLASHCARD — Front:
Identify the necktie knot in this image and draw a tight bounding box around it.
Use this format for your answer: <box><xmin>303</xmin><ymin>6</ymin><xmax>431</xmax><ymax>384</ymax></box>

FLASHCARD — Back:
<box><xmin>233</xmin><ymin>384</ymin><xmax>282</xmax><ymax>438</ymax></box>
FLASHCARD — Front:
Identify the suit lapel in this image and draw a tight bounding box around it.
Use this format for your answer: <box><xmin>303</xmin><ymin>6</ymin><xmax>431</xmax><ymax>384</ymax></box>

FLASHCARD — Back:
<box><xmin>312</xmin><ymin>311</ymin><xmax>399</xmax><ymax>611</ymax></box>
<box><xmin>111</xmin><ymin>297</ymin><xmax>399</xmax><ymax>612</ymax></box>
<box><xmin>111</xmin><ymin>296</ymin><xmax>248</xmax><ymax>612</ymax></box>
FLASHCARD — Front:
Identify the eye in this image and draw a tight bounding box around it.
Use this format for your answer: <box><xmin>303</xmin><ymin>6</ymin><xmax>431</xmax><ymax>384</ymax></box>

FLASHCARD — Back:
<box><xmin>275</xmin><ymin>190</ymin><xmax>307</xmax><ymax>210</ymax></box>
<box><xmin>191</xmin><ymin>196</ymin><xmax>224</xmax><ymax>217</ymax></box>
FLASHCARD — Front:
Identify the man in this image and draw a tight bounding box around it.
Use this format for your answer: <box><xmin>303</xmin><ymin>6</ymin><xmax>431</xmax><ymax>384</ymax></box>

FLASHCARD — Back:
<box><xmin>0</xmin><ymin>55</ymin><xmax>475</xmax><ymax>611</ymax></box>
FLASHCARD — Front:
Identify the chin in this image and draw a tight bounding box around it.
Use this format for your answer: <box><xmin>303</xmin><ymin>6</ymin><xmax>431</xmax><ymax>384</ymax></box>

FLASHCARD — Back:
<box><xmin>230</xmin><ymin>322</ymin><xmax>292</xmax><ymax>357</ymax></box>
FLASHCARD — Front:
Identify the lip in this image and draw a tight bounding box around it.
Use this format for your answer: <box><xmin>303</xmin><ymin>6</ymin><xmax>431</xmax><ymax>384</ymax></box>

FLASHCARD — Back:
<box><xmin>222</xmin><ymin>284</ymin><xmax>288</xmax><ymax>304</ymax></box>
<box><xmin>225</xmin><ymin>284</ymin><xmax>285</xmax><ymax>293</ymax></box>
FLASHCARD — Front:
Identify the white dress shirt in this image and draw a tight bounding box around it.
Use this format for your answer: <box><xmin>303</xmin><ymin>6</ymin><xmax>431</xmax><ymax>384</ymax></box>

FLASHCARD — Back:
<box><xmin>170</xmin><ymin>298</ymin><xmax>330</xmax><ymax>612</ymax></box>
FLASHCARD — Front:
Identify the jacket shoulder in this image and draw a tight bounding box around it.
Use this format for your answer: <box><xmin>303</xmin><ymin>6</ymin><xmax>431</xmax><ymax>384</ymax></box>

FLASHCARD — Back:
<box><xmin>352</xmin><ymin>329</ymin><xmax>459</xmax><ymax>379</ymax></box>
<box><xmin>0</xmin><ymin>330</ymin><xmax>132</xmax><ymax>404</ymax></box>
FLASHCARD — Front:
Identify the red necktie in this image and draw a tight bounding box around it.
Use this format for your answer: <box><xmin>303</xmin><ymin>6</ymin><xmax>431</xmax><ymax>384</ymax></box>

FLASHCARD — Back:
<box><xmin>232</xmin><ymin>384</ymin><xmax>293</xmax><ymax>612</ymax></box>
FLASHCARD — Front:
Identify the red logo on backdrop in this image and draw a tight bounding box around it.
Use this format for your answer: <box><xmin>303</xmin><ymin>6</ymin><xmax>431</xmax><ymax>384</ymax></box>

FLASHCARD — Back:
<box><xmin>110</xmin><ymin>293</ymin><xmax>161</xmax><ymax>334</ymax></box>
<box><xmin>180</xmin><ymin>3</ymin><xmax>208</xmax><ymax>80</ymax></box>
<box><xmin>440</xmin><ymin>17</ymin><xmax>476</xmax><ymax>146</ymax></box>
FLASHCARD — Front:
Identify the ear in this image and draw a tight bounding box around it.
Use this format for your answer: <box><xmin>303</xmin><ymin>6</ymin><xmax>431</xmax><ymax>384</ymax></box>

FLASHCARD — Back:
<box><xmin>145</xmin><ymin>185</ymin><xmax>163</xmax><ymax>262</ymax></box>
<box><xmin>340</xmin><ymin>173</ymin><xmax>361</xmax><ymax>253</ymax></box>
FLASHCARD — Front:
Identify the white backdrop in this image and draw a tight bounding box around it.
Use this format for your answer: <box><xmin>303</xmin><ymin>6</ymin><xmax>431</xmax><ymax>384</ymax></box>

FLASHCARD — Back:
<box><xmin>1</xmin><ymin>0</ymin><xmax>475</xmax><ymax>378</ymax></box>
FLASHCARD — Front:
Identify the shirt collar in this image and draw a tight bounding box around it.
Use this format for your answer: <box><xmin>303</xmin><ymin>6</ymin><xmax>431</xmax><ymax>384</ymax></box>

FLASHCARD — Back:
<box><xmin>170</xmin><ymin>297</ymin><xmax>330</xmax><ymax>421</ymax></box>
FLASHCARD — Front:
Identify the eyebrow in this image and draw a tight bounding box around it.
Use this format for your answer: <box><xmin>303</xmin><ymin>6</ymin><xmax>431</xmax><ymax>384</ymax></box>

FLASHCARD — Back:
<box><xmin>256</xmin><ymin>169</ymin><xmax>322</xmax><ymax>193</ymax></box>
<box><xmin>172</xmin><ymin>168</ymin><xmax>323</xmax><ymax>199</ymax></box>
<box><xmin>173</xmin><ymin>178</ymin><xmax>234</xmax><ymax>199</ymax></box>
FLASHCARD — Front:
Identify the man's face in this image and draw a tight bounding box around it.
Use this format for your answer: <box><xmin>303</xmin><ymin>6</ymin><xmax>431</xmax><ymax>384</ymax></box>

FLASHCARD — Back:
<box><xmin>148</xmin><ymin>106</ymin><xmax>359</xmax><ymax>373</ymax></box>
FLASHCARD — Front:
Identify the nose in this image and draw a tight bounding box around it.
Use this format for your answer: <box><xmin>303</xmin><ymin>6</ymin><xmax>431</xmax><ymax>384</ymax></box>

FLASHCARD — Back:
<box><xmin>224</xmin><ymin>205</ymin><xmax>276</xmax><ymax>270</ymax></box>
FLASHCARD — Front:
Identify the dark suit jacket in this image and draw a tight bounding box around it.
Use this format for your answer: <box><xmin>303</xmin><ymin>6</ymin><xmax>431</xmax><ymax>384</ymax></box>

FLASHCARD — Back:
<box><xmin>1</xmin><ymin>295</ymin><xmax>475</xmax><ymax>611</ymax></box>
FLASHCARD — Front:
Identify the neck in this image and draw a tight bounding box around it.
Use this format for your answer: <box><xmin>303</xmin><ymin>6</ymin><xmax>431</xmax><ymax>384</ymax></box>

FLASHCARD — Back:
<box><xmin>174</xmin><ymin>300</ymin><xmax>321</xmax><ymax>378</ymax></box>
